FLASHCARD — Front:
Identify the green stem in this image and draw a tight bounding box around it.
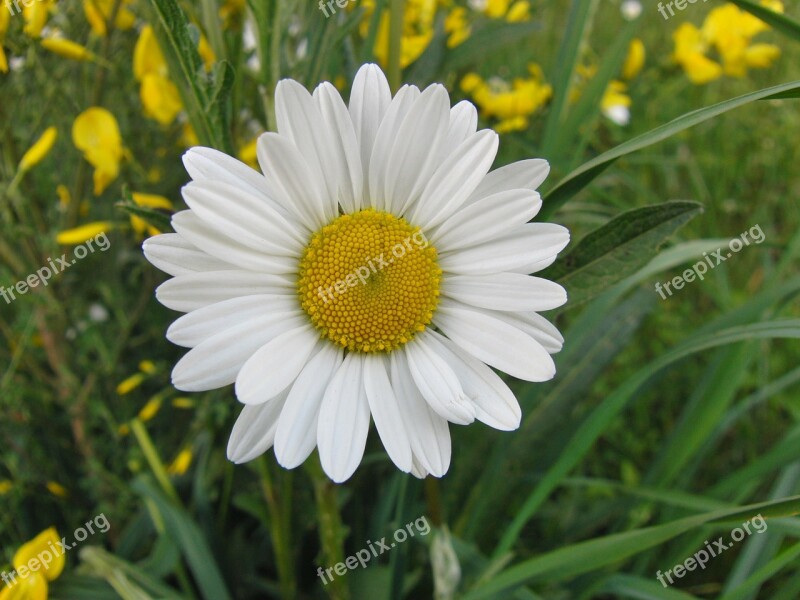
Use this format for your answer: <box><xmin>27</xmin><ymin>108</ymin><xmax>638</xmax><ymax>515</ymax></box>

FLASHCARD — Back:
<box><xmin>255</xmin><ymin>457</ymin><xmax>297</xmax><ymax>599</ymax></box>
<box><xmin>387</xmin><ymin>0</ymin><xmax>404</xmax><ymax>92</ymax></box>
<box><xmin>130</xmin><ymin>418</ymin><xmax>180</xmax><ymax>504</ymax></box>
<box><xmin>307</xmin><ymin>456</ymin><xmax>350</xmax><ymax>600</ymax></box>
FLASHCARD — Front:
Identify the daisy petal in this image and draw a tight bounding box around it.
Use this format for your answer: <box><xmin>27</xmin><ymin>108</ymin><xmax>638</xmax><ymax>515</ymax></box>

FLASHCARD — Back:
<box><xmin>427</xmin><ymin>331</ymin><xmax>521</xmax><ymax>430</ymax></box>
<box><xmin>143</xmin><ymin>233</ymin><xmax>235</xmax><ymax>276</ymax></box>
<box><xmin>314</xmin><ymin>82</ymin><xmax>364</xmax><ymax>213</ymax></box>
<box><xmin>236</xmin><ymin>324</ymin><xmax>320</xmax><ymax>405</ymax></box>
<box><xmin>172</xmin><ymin>314</ymin><xmax>306</xmax><ymax>391</ymax></box>
<box><xmin>390</xmin><ymin>352</ymin><xmax>451</xmax><ymax>477</ymax></box>
<box><xmin>467</xmin><ymin>158</ymin><xmax>550</xmax><ymax>204</ymax></box>
<box><xmin>407</xmin><ymin>129</ymin><xmax>498</xmax><ymax>229</ymax></box>
<box><xmin>155</xmin><ymin>270</ymin><xmax>294</xmax><ymax>312</ymax></box>
<box><xmin>182</xmin><ymin>180</ymin><xmax>306</xmax><ymax>252</ymax></box>
<box><xmin>384</xmin><ymin>84</ymin><xmax>451</xmax><ymax>216</ymax></box>
<box><xmin>364</xmin><ymin>354</ymin><xmax>412</xmax><ymax>472</ymax></box>
<box><xmin>318</xmin><ymin>353</ymin><xmax>371</xmax><ymax>483</ymax></box>
<box><xmin>276</xmin><ymin>79</ymin><xmax>340</xmax><ymax>216</ymax></box>
<box><xmin>432</xmin><ymin>189</ymin><xmax>542</xmax><ymax>251</ymax></box>
<box><xmin>474</xmin><ymin>309</ymin><xmax>565</xmax><ymax>354</ymax></box>
<box><xmin>172</xmin><ymin>211</ymin><xmax>298</xmax><ymax>274</ymax></box>
<box><xmin>434</xmin><ymin>298</ymin><xmax>556</xmax><ymax>382</ymax></box>
<box><xmin>368</xmin><ymin>85</ymin><xmax>420</xmax><ymax>210</ymax></box>
<box><xmin>227</xmin><ymin>390</ymin><xmax>289</xmax><ymax>463</ymax></box>
<box><xmin>274</xmin><ymin>343</ymin><xmax>343</xmax><ymax>469</ymax></box>
<box><xmin>443</xmin><ymin>273</ymin><xmax>567</xmax><ymax>312</ymax></box>
<box><xmin>349</xmin><ymin>64</ymin><xmax>392</xmax><ymax>199</ymax></box>
<box><xmin>404</xmin><ymin>333</ymin><xmax>476</xmax><ymax>424</ymax></box>
<box><xmin>166</xmin><ymin>294</ymin><xmax>300</xmax><ymax>347</ymax></box>
<box><xmin>256</xmin><ymin>132</ymin><xmax>331</xmax><ymax>229</ymax></box>
<box><xmin>438</xmin><ymin>223</ymin><xmax>570</xmax><ymax>275</ymax></box>
<box><xmin>445</xmin><ymin>101</ymin><xmax>478</xmax><ymax>150</ymax></box>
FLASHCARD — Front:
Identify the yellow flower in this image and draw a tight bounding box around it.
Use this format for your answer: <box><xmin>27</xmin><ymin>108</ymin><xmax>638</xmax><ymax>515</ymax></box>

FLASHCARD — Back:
<box><xmin>84</xmin><ymin>0</ymin><xmax>136</xmax><ymax>37</ymax></box>
<box><xmin>139</xmin><ymin>360</ymin><xmax>157</xmax><ymax>374</ymax></box>
<box><xmin>40</xmin><ymin>38</ymin><xmax>95</xmax><ymax>62</ymax></box>
<box><xmin>18</xmin><ymin>127</ymin><xmax>57</xmax><ymax>173</ymax></box>
<box><xmin>444</xmin><ymin>7</ymin><xmax>471</xmax><ymax>48</ymax></box>
<box><xmin>0</xmin><ymin>480</ymin><xmax>11</xmax><ymax>495</ymax></box>
<box><xmin>117</xmin><ymin>373</ymin><xmax>145</xmax><ymax>395</ymax></box>
<box><xmin>72</xmin><ymin>107</ymin><xmax>123</xmax><ymax>195</ymax></box>
<box><xmin>601</xmin><ymin>80</ymin><xmax>632</xmax><ymax>126</ymax></box>
<box><xmin>22</xmin><ymin>0</ymin><xmax>55</xmax><ymax>38</ymax></box>
<box><xmin>364</xmin><ymin>0</ymin><xmax>437</xmax><ymax>69</ymax></box>
<box><xmin>56</xmin><ymin>222</ymin><xmax>111</xmax><ymax>245</ymax></box>
<box><xmin>168</xmin><ymin>448</ymin><xmax>193</xmax><ymax>476</ymax></box>
<box><xmin>56</xmin><ymin>185</ymin><xmax>71</xmax><ymax>209</ymax></box>
<box><xmin>505</xmin><ymin>0</ymin><xmax>530</xmax><ymax>22</ymax></box>
<box><xmin>180</xmin><ymin>123</ymin><xmax>200</xmax><ymax>148</ymax></box>
<box><xmin>0</xmin><ymin>528</ymin><xmax>65</xmax><ymax>599</ymax></box>
<box><xmin>130</xmin><ymin>193</ymin><xmax>173</xmax><ymax>238</ymax></box>
<box><xmin>0</xmin><ymin>6</ymin><xmax>9</xmax><ymax>73</ymax></box>
<box><xmin>198</xmin><ymin>35</ymin><xmax>216</xmax><ymax>72</ymax></box>
<box><xmin>134</xmin><ymin>26</ymin><xmax>184</xmax><ymax>125</ymax></box>
<box><xmin>171</xmin><ymin>397</ymin><xmax>195</xmax><ymax>409</ymax></box>
<box><xmin>672</xmin><ymin>22</ymin><xmax>722</xmax><ymax>84</ymax></box>
<box><xmin>238</xmin><ymin>138</ymin><xmax>259</xmax><ymax>170</ymax></box>
<box><xmin>138</xmin><ymin>396</ymin><xmax>163</xmax><ymax>421</ymax></box>
<box><xmin>460</xmin><ymin>64</ymin><xmax>552</xmax><ymax>132</ymax></box>
<box><xmin>480</xmin><ymin>0</ymin><xmax>530</xmax><ymax>22</ymax></box>
<box><xmin>622</xmin><ymin>38</ymin><xmax>645</xmax><ymax>81</ymax></box>
<box><xmin>45</xmin><ymin>481</ymin><xmax>68</xmax><ymax>498</ymax></box>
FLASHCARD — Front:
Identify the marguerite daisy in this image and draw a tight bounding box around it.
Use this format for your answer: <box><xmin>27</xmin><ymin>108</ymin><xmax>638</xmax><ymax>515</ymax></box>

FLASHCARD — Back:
<box><xmin>143</xmin><ymin>64</ymin><xmax>569</xmax><ymax>483</ymax></box>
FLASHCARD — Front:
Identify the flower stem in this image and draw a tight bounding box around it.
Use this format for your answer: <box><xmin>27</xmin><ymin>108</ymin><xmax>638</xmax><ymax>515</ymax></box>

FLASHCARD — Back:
<box><xmin>130</xmin><ymin>418</ymin><xmax>180</xmax><ymax>504</ymax></box>
<box><xmin>307</xmin><ymin>456</ymin><xmax>350</xmax><ymax>600</ymax></box>
<box><xmin>255</xmin><ymin>457</ymin><xmax>297</xmax><ymax>599</ymax></box>
<box><xmin>387</xmin><ymin>0</ymin><xmax>404</xmax><ymax>92</ymax></box>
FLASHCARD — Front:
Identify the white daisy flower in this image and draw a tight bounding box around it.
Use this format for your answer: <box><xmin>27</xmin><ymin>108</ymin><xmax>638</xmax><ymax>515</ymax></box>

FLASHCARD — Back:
<box><xmin>143</xmin><ymin>64</ymin><xmax>569</xmax><ymax>483</ymax></box>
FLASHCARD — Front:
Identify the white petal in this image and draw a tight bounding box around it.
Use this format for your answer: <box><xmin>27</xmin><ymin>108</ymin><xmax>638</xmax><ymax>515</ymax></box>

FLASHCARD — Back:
<box><xmin>274</xmin><ymin>343</ymin><xmax>343</xmax><ymax>469</ymax></box>
<box><xmin>182</xmin><ymin>180</ymin><xmax>306</xmax><ymax>253</ymax></box>
<box><xmin>183</xmin><ymin>147</ymin><xmax>295</xmax><ymax>222</ymax></box>
<box><xmin>363</xmin><ymin>354</ymin><xmax>412</xmax><ymax>472</ymax></box>
<box><xmin>349</xmin><ymin>64</ymin><xmax>392</xmax><ymax>201</ymax></box>
<box><xmin>426</xmin><ymin>331</ymin><xmax>521</xmax><ymax>431</ymax></box>
<box><xmin>227</xmin><ymin>389</ymin><xmax>289</xmax><ymax>463</ymax></box>
<box><xmin>368</xmin><ymin>85</ymin><xmax>420</xmax><ymax>211</ymax></box>
<box><xmin>466</xmin><ymin>158</ymin><xmax>550</xmax><ymax>204</ymax></box>
<box><xmin>143</xmin><ymin>233</ymin><xmax>235</xmax><ymax>276</ymax></box>
<box><xmin>172</xmin><ymin>211</ymin><xmax>298</xmax><ymax>274</ymax></box>
<box><xmin>442</xmin><ymin>273</ymin><xmax>567</xmax><ymax>312</ymax></box>
<box><xmin>390</xmin><ymin>352</ymin><xmax>451</xmax><ymax>477</ymax></box>
<box><xmin>404</xmin><ymin>334</ymin><xmax>476</xmax><ymax>424</ymax></box>
<box><xmin>433</xmin><ymin>298</ymin><xmax>556</xmax><ymax>382</ymax></box>
<box><xmin>477</xmin><ymin>309</ymin><xmax>565</xmax><ymax>354</ymax></box>
<box><xmin>438</xmin><ymin>223</ymin><xmax>570</xmax><ymax>275</ymax></box>
<box><xmin>276</xmin><ymin>79</ymin><xmax>340</xmax><ymax>216</ymax></box>
<box><xmin>444</xmin><ymin>101</ymin><xmax>478</xmax><ymax>150</ymax></box>
<box><xmin>318</xmin><ymin>353</ymin><xmax>371</xmax><ymax>483</ymax></box>
<box><xmin>166</xmin><ymin>294</ymin><xmax>300</xmax><ymax>347</ymax></box>
<box><xmin>314</xmin><ymin>82</ymin><xmax>364</xmax><ymax>213</ymax></box>
<box><xmin>256</xmin><ymin>132</ymin><xmax>331</xmax><ymax>229</ymax></box>
<box><xmin>384</xmin><ymin>84</ymin><xmax>451</xmax><ymax>216</ymax></box>
<box><xmin>432</xmin><ymin>189</ymin><xmax>541</xmax><ymax>251</ymax></box>
<box><xmin>406</xmin><ymin>129</ymin><xmax>498</xmax><ymax>229</ymax></box>
<box><xmin>172</xmin><ymin>314</ymin><xmax>306</xmax><ymax>391</ymax></box>
<box><xmin>155</xmin><ymin>270</ymin><xmax>294</xmax><ymax>312</ymax></box>
<box><xmin>236</xmin><ymin>324</ymin><xmax>320</xmax><ymax>405</ymax></box>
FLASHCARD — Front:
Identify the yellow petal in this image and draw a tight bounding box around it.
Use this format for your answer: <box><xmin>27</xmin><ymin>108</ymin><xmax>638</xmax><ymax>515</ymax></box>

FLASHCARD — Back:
<box><xmin>132</xmin><ymin>193</ymin><xmax>173</xmax><ymax>211</ymax></box>
<box><xmin>168</xmin><ymin>448</ymin><xmax>193</xmax><ymax>475</ymax></box>
<box><xmin>18</xmin><ymin>127</ymin><xmax>57</xmax><ymax>173</ymax></box>
<box><xmin>0</xmin><ymin>572</ymin><xmax>48</xmax><ymax>600</ymax></box>
<box><xmin>140</xmin><ymin>73</ymin><xmax>183</xmax><ymax>125</ymax></box>
<box><xmin>133</xmin><ymin>25</ymin><xmax>166</xmax><ymax>80</ymax></box>
<box><xmin>23</xmin><ymin>0</ymin><xmax>52</xmax><ymax>38</ymax></box>
<box><xmin>138</xmin><ymin>396</ymin><xmax>163</xmax><ymax>421</ymax></box>
<box><xmin>171</xmin><ymin>397</ymin><xmax>195</xmax><ymax>408</ymax></box>
<box><xmin>41</xmin><ymin>38</ymin><xmax>95</xmax><ymax>62</ymax></box>
<box><xmin>13</xmin><ymin>527</ymin><xmax>65</xmax><ymax>582</ymax></box>
<box><xmin>73</xmin><ymin>107</ymin><xmax>122</xmax><ymax>194</ymax></box>
<box><xmin>198</xmin><ymin>35</ymin><xmax>216</xmax><ymax>72</ymax></box>
<box><xmin>56</xmin><ymin>222</ymin><xmax>112</xmax><ymax>245</ymax></box>
<box><xmin>46</xmin><ymin>481</ymin><xmax>68</xmax><ymax>498</ymax></box>
<box><xmin>0</xmin><ymin>47</ymin><xmax>8</xmax><ymax>74</ymax></box>
<box><xmin>117</xmin><ymin>373</ymin><xmax>145</xmax><ymax>395</ymax></box>
<box><xmin>0</xmin><ymin>480</ymin><xmax>11</xmax><ymax>495</ymax></box>
<box><xmin>622</xmin><ymin>38</ymin><xmax>645</xmax><ymax>81</ymax></box>
<box><xmin>56</xmin><ymin>184</ymin><xmax>71</xmax><ymax>208</ymax></box>
<box><xmin>139</xmin><ymin>360</ymin><xmax>157</xmax><ymax>374</ymax></box>
<box><xmin>238</xmin><ymin>139</ymin><xmax>259</xmax><ymax>169</ymax></box>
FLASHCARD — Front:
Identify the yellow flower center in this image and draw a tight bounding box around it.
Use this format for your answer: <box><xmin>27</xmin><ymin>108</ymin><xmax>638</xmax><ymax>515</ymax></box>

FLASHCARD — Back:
<box><xmin>297</xmin><ymin>209</ymin><xmax>441</xmax><ymax>353</ymax></box>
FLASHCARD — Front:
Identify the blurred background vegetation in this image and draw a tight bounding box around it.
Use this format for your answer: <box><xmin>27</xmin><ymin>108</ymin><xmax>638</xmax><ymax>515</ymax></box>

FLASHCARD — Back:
<box><xmin>1</xmin><ymin>0</ymin><xmax>800</xmax><ymax>598</ymax></box>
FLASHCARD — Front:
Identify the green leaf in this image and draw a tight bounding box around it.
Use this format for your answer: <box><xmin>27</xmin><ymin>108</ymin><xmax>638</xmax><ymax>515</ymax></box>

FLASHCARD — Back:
<box><xmin>543</xmin><ymin>201</ymin><xmax>703</xmax><ymax>307</ymax></box>
<box><xmin>116</xmin><ymin>201</ymin><xmax>173</xmax><ymax>233</ymax></box>
<box><xmin>464</xmin><ymin>496</ymin><xmax>800</xmax><ymax>599</ymax></box>
<box><xmin>726</xmin><ymin>0</ymin><xmax>800</xmax><ymax>41</ymax></box>
<box><xmin>133</xmin><ymin>476</ymin><xmax>232</xmax><ymax>600</ymax></box>
<box><xmin>599</xmin><ymin>573</ymin><xmax>702</xmax><ymax>599</ymax></box>
<box><xmin>541</xmin><ymin>80</ymin><xmax>800</xmax><ymax>218</ymax></box>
